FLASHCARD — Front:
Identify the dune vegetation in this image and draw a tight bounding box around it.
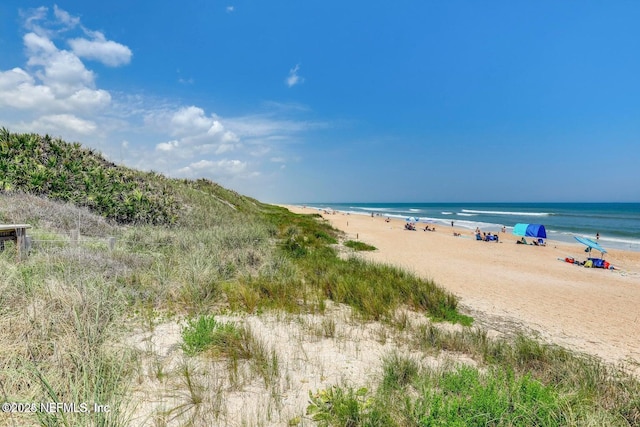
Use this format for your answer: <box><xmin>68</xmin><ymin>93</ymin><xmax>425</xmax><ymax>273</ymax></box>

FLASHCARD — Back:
<box><xmin>0</xmin><ymin>129</ymin><xmax>638</xmax><ymax>426</ymax></box>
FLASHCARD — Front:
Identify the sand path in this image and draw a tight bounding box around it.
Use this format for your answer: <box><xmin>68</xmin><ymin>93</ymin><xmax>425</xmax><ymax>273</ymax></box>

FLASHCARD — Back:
<box><xmin>286</xmin><ymin>206</ymin><xmax>640</xmax><ymax>372</ymax></box>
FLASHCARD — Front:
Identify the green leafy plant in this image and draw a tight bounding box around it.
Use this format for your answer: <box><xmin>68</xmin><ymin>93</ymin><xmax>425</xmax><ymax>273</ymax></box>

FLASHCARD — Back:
<box><xmin>307</xmin><ymin>386</ymin><xmax>371</xmax><ymax>427</ymax></box>
<box><xmin>344</xmin><ymin>240</ymin><xmax>376</xmax><ymax>251</ymax></box>
<box><xmin>181</xmin><ymin>315</ymin><xmax>242</xmax><ymax>356</ymax></box>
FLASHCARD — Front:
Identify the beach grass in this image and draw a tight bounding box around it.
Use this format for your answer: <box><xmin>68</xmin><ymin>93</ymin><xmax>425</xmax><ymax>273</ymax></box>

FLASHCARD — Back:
<box><xmin>344</xmin><ymin>240</ymin><xmax>377</xmax><ymax>251</ymax></box>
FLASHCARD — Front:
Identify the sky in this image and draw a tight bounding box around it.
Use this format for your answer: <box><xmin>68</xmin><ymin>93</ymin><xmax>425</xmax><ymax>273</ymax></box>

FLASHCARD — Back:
<box><xmin>1</xmin><ymin>1</ymin><xmax>639</xmax><ymax>203</ymax></box>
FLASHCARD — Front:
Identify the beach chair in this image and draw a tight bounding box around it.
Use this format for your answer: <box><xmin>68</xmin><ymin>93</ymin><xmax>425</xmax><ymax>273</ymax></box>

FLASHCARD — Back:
<box><xmin>537</xmin><ymin>238</ymin><xmax>546</xmax><ymax>246</ymax></box>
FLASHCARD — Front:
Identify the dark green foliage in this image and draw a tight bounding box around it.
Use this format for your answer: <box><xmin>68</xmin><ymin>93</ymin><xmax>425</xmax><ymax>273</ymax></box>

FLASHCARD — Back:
<box><xmin>1</xmin><ymin>128</ymin><xmax>179</xmax><ymax>225</ymax></box>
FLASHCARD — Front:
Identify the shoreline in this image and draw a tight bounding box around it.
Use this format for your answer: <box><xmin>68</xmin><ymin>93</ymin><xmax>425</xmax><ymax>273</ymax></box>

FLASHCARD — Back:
<box><xmin>298</xmin><ymin>203</ymin><xmax>640</xmax><ymax>253</ymax></box>
<box><xmin>282</xmin><ymin>204</ymin><xmax>640</xmax><ymax>374</ymax></box>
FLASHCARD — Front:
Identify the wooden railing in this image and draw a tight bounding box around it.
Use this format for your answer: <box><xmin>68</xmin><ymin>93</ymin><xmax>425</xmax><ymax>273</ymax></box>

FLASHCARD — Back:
<box><xmin>0</xmin><ymin>224</ymin><xmax>31</xmax><ymax>260</ymax></box>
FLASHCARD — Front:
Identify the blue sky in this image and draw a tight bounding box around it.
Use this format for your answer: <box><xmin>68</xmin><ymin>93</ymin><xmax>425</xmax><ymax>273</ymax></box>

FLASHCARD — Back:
<box><xmin>1</xmin><ymin>2</ymin><xmax>639</xmax><ymax>203</ymax></box>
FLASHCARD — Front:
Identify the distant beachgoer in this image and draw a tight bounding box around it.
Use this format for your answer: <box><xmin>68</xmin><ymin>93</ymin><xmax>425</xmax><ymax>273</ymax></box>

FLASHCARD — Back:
<box><xmin>501</xmin><ymin>226</ymin><xmax>506</xmax><ymax>233</ymax></box>
<box><xmin>451</xmin><ymin>221</ymin><xmax>454</xmax><ymax>228</ymax></box>
<box><xmin>475</xmin><ymin>227</ymin><xmax>480</xmax><ymax>234</ymax></box>
<box><xmin>596</xmin><ymin>232</ymin><xmax>600</xmax><ymax>240</ymax></box>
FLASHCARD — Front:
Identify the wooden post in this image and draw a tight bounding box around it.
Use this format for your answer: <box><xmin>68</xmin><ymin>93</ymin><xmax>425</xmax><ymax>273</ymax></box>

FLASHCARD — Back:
<box><xmin>71</xmin><ymin>230</ymin><xmax>79</xmax><ymax>247</ymax></box>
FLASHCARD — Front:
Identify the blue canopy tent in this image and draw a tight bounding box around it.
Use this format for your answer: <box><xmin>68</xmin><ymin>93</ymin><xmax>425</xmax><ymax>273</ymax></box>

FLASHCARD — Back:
<box><xmin>512</xmin><ymin>223</ymin><xmax>547</xmax><ymax>239</ymax></box>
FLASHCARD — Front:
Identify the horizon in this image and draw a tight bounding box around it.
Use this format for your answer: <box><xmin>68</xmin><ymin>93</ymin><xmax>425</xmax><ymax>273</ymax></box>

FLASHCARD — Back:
<box><xmin>1</xmin><ymin>2</ymin><xmax>639</xmax><ymax>203</ymax></box>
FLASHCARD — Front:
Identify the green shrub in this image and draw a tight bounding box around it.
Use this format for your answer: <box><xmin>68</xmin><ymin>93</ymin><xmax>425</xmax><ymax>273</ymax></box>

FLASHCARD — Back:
<box><xmin>344</xmin><ymin>240</ymin><xmax>376</xmax><ymax>251</ymax></box>
<box><xmin>181</xmin><ymin>315</ymin><xmax>243</xmax><ymax>356</ymax></box>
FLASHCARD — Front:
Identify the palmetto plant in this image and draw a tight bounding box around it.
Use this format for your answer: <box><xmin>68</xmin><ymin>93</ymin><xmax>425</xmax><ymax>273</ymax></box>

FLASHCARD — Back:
<box><xmin>0</xmin><ymin>128</ymin><xmax>182</xmax><ymax>225</ymax></box>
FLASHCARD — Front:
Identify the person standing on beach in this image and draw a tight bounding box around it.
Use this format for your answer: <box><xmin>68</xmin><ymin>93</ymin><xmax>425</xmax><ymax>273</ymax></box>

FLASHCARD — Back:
<box><xmin>596</xmin><ymin>232</ymin><xmax>600</xmax><ymax>240</ymax></box>
<box><xmin>451</xmin><ymin>221</ymin><xmax>454</xmax><ymax>228</ymax></box>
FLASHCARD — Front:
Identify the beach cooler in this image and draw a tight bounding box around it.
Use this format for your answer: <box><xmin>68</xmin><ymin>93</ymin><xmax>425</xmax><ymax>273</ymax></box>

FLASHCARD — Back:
<box><xmin>588</xmin><ymin>258</ymin><xmax>605</xmax><ymax>268</ymax></box>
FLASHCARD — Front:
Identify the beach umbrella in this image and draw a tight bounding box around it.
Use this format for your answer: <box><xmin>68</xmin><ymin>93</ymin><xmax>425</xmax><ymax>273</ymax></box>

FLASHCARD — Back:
<box><xmin>574</xmin><ymin>236</ymin><xmax>607</xmax><ymax>256</ymax></box>
<box><xmin>405</xmin><ymin>217</ymin><xmax>417</xmax><ymax>222</ymax></box>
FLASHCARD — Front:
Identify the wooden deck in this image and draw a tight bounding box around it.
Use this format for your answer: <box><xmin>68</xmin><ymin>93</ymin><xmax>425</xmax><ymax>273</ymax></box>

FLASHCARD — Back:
<box><xmin>0</xmin><ymin>224</ymin><xmax>31</xmax><ymax>259</ymax></box>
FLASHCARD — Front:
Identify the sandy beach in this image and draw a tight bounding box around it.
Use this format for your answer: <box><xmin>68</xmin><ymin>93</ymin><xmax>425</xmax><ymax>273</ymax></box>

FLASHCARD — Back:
<box><xmin>285</xmin><ymin>205</ymin><xmax>640</xmax><ymax>372</ymax></box>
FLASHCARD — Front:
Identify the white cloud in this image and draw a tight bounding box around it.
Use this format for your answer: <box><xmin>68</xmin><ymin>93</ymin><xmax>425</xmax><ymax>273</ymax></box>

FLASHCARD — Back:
<box><xmin>69</xmin><ymin>32</ymin><xmax>132</xmax><ymax>67</ymax></box>
<box><xmin>145</xmin><ymin>106</ymin><xmax>243</xmax><ymax>159</ymax></box>
<box><xmin>28</xmin><ymin>113</ymin><xmax>97</xmax><ymax>135</ymax></box>
<box><xmin>0</xmin><ymin>7</ymin><xmax>120</xmax><ymax>117</ymax></box>
<box><xmin>0</xmin><ymin>65</ymin><xmax>110</xmax><ymax>112</ymax></box>
<box><xmin>170</xmin><ymin>106</ymin><xmax>215</xmax><ymax>136</ymax></box>
<box><xmin>156</xmin><ymin>140</ymin><xmax>180</xmax><ymax>152</ymax></box>
<box><xmin>226</xmin><ymin>6</ymin><xmax>235</xmax><ymax>13</ymax></box>
<box><xmin>286</xmin><ymin>64</ymin><xmax>303</xmax><ymax>88</ymax></box>
<box><xmin>53</xmin><ymin>5</ymin><xmax>80</xmax><ymax>29</ymax></box>
<box><xmin>177</xmin><ymin>158</ymin><xmax>248</xmax><ymax>178</ymax></box>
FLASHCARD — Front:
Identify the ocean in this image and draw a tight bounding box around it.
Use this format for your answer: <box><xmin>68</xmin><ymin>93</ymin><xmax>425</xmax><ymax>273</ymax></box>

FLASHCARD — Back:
<box><xmin>299</xmin><ymin>202</ymin><xmax>640</xmax><ymax>252</ymax></box>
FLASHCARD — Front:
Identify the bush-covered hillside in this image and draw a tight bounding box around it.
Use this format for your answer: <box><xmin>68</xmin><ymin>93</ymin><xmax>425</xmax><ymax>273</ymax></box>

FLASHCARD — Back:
<box><xmin>0</xmin><ymin>128</ymin><xmax>258</xmax><ymax>225</ymax></box>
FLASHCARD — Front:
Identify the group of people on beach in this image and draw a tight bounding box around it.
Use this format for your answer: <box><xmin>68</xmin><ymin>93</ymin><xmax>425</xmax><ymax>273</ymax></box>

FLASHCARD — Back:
<box><xmin>475</xmin><ymin>227</ymin><xmax>500</xmax><ymax>242</ymax></box>
<box><xmin>404</xmin><ymin>221</ymin><xmax>437</xmax><ymax>232</ymax></box>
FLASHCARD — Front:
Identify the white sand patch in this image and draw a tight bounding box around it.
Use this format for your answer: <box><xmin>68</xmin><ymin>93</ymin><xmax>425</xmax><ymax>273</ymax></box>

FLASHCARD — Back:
<box><xmin>125</xmin><ymin>302</ymin><xmax>473</xmax><ymax>426</ymax></box>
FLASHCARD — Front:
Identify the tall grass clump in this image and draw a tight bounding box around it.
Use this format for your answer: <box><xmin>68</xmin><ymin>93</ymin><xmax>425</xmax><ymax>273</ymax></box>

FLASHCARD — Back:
<box><xmin>344</xmin><ymin>240</ymin><xmax>376</xmax><ymax>251</ymax></box>
<box><xmin>181</xmin><ymin>315</ymin><xmax>242</xmax><ymax>356</ymax></box>
<box><xmin>0</xmin><ymin>251</ymin><xmax>134</xmax><ymax>426</ymax></box>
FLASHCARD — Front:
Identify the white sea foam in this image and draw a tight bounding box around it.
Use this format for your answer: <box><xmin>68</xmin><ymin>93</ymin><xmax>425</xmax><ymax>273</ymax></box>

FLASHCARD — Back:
<box><xmin>456</xmin><ymin>213</ymin><xmax>476</xmax><ymax>217</ymax></box>
<box><xmin>356</xmin><ymin>207</ymin><xmax>393</xmax><ymax>212</ymax></box>
<box><xmin>462</xmin><ymin>209</ymin><xmax>550</xmax><ymax>216</ymax></box>
<box><xmin>441</xmin><ymin>211</ymin><xmax>454</xmax><ymax>215</ymax></box>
